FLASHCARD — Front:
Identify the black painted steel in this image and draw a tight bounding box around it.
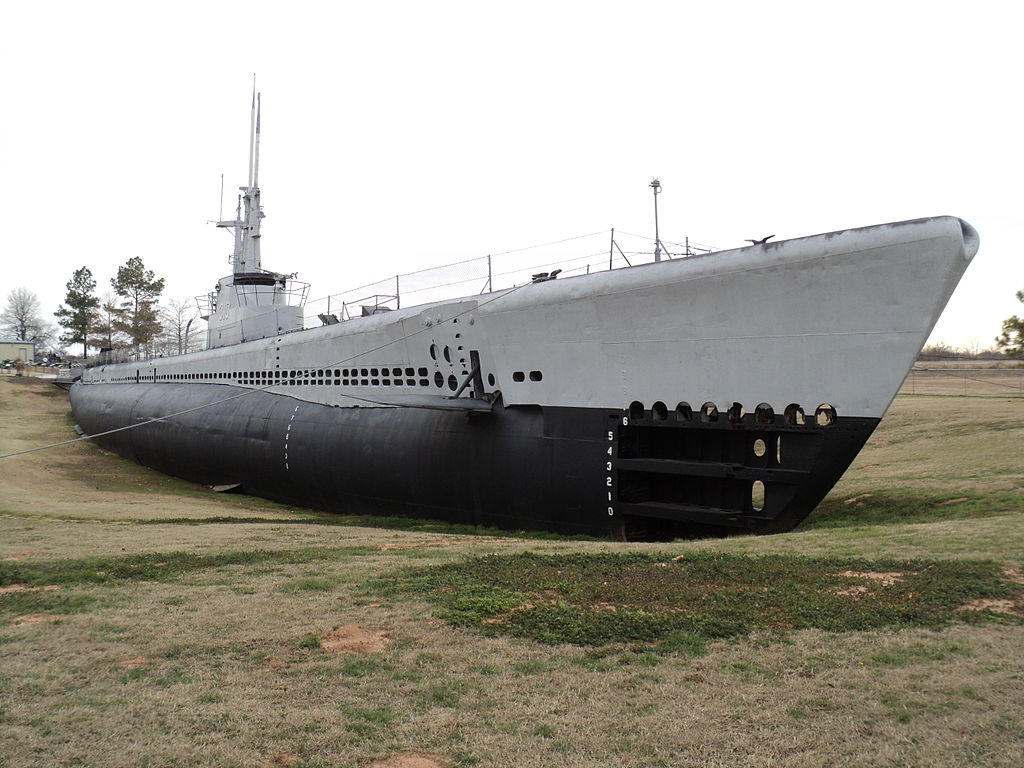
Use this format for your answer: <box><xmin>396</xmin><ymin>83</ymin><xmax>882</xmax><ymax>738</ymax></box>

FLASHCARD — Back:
<box><xmin>69</xmin><ymin>383</ymin><xmax>878</xmax><ymax>540</ymax></box>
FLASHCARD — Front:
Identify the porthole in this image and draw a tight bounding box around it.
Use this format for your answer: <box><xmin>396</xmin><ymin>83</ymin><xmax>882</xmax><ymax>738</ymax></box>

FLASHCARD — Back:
<box><xmin>785</xmin><ymin>404</ymin><xmax>805</xmax><ymax>426</ymax></box>
<box><xmin>443</xmin><ymin>346</ymin><xmax>452</xmax><ymax>363</ymax></box>
<box><xmin>360</xmin><ymin>368</ymin><xmax>368</xmax><ymax>377</ymax></box>
<box><xmin>815</xmin><ymin>404</ymin><xmax>837</xmax><ymax>427</ymax></box>
<box><xmin>727</xmin><ymin>402</ymin><xmax>745</xmax><ymax>424</ymax></box>
<box><xmin>529</xmin><ymin>370</ymin><xmax>543</xmax><ymax>382</ymax></box>
<box><xmin>434</xmin><ymin>371</ymin><xmax>444</xmax><ymax>387</ymax></box>
<box><xmin>628</xmin><ymin>401</ymin><xmax>644</xmax><ymax>420</ymax></box>
<box><xmin>429</xmin><ymin>344</ymin><xmax>437</xmax><ymax>360</ymax></box>
<box><xmin>652</xmin><ymin>401</ymin><xmax>668</xmax><ymax>421</ymax></box>
<box><xmin>393</xmin><ymin>367</ymin><xmax>402</xmax><ymax>377</ymax></box>
<box><xmin>701</xmin><ymin>402</ymin><xmax>719</xmax><ymax>422</ymax></box>
<box><xmin>405</xmin><ymin>367</ymin><xmax>414</xmax><ymax>376</ymax></box>
<box><xmin>751</xmin><ymin>481</ymin><xmax>766</xmax><ymax>512</ymax></box>
<box><xmin>753</xmin><ymin>438</ymin><xmax>767</xmax><ymax>457</ymax></box>
<box><xmin>512</xmin><ymin>371</ymin><xmax>525</xmax><ymax>382</ymax></box>
<box><xmin>418</xmin><ymin>367</ymin><xmax>428</xmax><ymax>376</ymax></box>
<box><xmin>447</xmin><ymin>374</ymin><xmax>458</xmax><ymax>391</ymax></box>
<box><xmin>755</xmin><ymin>403</ymin><xmax>775</xmax><ymax>425</ymax></box>
<box><xmin>370</xmin><ymin>368</ymin><xmax>379</xmax><ymax>377</ymax></box>
<box><xmin>360</xmin><ymin>379</ymin><xmax>368</xmax><ymax>386</ymax></box>
<box><xmin>675</xmin><ymin>402</ymin><xmax>693</xmax><ymax>421</ymax></box>
<box><xmin>487</xmin><ymin>373</ymin><xmax>495</xmax><ymax>387</ymax></box>
<box><xmin>419</xmin><ymin>379</ymin><xmax>429</xmax><ymax>387</ymax></box>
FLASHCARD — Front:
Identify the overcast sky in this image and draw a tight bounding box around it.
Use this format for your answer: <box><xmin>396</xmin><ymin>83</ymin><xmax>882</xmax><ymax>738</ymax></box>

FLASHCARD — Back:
<box><xmin>2</xmin><ymin>1</ymin><xmax>1020</xmax><ymax>351</ymax></box>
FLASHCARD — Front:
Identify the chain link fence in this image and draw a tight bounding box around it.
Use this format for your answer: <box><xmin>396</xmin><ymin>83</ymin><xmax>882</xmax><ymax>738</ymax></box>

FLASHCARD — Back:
<box><xmin>899</xmin><ymin>365</ymin><xmax>1024</xmax><ymax>396</ymax></box>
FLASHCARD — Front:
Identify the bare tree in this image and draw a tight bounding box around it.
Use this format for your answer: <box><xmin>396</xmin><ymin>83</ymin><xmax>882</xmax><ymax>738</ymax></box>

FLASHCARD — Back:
<box><xmin>158</xmin><ymin>299</ymin><xmax>205</xmax><ymax>356</ymax></box>
<box><xmin>1</xmin><ymin>287</ymin><xmax>49</xmax><ymax>343</ymax></box>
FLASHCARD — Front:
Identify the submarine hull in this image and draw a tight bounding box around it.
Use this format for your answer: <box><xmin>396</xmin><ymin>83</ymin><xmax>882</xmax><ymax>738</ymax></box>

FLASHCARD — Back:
<box><xmin>71</xmin><ymin>382</ymin><xmax>877</xmax><ymax>539</ymax></box>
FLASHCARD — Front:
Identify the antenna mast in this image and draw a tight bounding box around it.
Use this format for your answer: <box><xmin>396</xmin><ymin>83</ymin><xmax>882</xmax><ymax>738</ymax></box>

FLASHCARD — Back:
<box><xmin>247</xmin><ymin>82</ymin><xmax>256</xmax><ymax>188</ymax></box>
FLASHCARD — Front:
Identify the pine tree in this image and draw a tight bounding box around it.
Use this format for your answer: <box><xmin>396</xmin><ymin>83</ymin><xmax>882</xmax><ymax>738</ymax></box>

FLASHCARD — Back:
<box><xmin>54</xmin><ymin>267</ymin><xmax>100</xmax><ymax>358</ymax></box>
<box><xmin>87</xmin><ymin>293</ymin><xmax>126</xmax><ymax>352</ymax></box>
<box><xmin>995</xmin><ymin>289</ymin><xmax>1024</xmax><ymax>359</ymax></box>
<box><xmin>110</xmin><ymin>257</ymin><xmax>165</xmax><ymax>356</ymax></box>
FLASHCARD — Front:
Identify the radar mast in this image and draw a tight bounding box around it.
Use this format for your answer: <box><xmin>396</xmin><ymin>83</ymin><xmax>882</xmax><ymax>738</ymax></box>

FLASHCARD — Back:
<box><xmin>216</xmin><ymin>82</ymin><xmax>263</xmax><ymax>275</ymax></box>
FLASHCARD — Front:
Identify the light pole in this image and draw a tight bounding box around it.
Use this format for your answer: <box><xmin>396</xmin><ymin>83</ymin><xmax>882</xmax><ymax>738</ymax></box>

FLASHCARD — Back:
<box><xmin>650</xmin><ymin>178</ymin><xmax>662</xmax><ymax>262</ymax></box>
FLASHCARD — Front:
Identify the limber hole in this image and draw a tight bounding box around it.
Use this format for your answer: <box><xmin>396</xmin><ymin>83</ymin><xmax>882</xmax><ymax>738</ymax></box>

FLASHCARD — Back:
<box><xmin>752</xmin><ymin>480</ymin><xmax>766</xmax><ymax>512</ymax></box>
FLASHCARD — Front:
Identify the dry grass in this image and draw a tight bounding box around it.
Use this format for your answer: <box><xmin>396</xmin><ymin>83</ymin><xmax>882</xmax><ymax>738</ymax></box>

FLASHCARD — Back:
<box><xmin>1</xmin><ymin>377</ymin><xmax>1023</xmax><ymax>767</ymax></box>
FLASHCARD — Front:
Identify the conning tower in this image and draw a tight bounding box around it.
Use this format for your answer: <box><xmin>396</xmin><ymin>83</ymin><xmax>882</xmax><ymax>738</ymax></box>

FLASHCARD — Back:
<box><xmin>199</xmin><ymin>89</ymin><xmax>307</xmax><ymax>349</ymax></box>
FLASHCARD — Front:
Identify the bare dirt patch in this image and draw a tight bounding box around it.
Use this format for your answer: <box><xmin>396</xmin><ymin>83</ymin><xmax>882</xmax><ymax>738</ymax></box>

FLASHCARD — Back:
<box><xmin>2</xmin><ymin>550</ymin><xmax>40</xmax><ymax>561</ymax></box>
<box><xmin>843</xmin><ymin>493</ymin><xmax>874</xmax><ymax>505</ymax></box>
<box><xmin>364</xmin><ymin>752</ymin><xmax>450</xmax><ymax>768</ymax></box>
<box><xmin>0</xmin><ymin>584</ymin><xmax>59</xmax><ymax>594</ymax></box>
<box><xmin>837</xmin><ymin>570</ymin><xmax>906</xmax><ymax>587</ymax></box>
<box><xmin>320</xmin><ymin>623</ymin><xmax>390</xmax><ymax>654</ymax></box>
<box><xmin>261</xmin><ymin>753</ymin><xmax>301</xmax><ymax>767</ymax></box>
<box><xmin>1003</xmin><ymin>567</ymin><xmax>1024</xmax><ymax>585</ymax></box>
<box><xmin>9</xmin><ymin>613</ymin><xmax>63</xmax><ymax>625</ymax></box>
<box><xmin>117</xmin><ymin>656</ymin><xmax>153</xmax><ymax>667</ymax></box>
<box><xmin>376</xmin><ymin>540</ymin><xmax>456</xmax><ymax>552</ymax></box>
<box><xmin>958</xmin><ymin>599</ymin><xmax>1022</xmax><ymax>615</ymax></box>
<box><xmin>835</xmin><ymin>585</ymin><xmax>871</xmax><ymax>597</ymax></box>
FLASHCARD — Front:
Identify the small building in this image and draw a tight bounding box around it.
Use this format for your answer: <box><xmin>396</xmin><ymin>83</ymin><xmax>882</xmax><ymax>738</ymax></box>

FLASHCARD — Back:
<box><xmin>0</xmin><ymin>339</ymin><xmax>36</xmax><ymax>363</ymax></box>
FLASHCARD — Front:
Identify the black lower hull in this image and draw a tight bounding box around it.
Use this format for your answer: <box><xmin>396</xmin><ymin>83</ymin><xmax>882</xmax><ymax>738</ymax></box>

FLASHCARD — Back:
<box><xmin>69</xmin><ymin>384</ymin><xmax>878</xmax><ymax>540</ymax></box>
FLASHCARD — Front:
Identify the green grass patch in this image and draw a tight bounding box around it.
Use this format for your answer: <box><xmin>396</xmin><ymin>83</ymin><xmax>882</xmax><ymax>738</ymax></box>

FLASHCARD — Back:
<box><xmin>867</xmin><ymin>641</ymin><xmax>973</xmax><ymax>666</ymax></box>
<box><xmin>0</xmin><ymin>591</ymin><xmax>98</xmax><ymax>616</ymax></box>
<box><xmin>278</xmin><ymin>576</ymin><xmax>341</xmax><ymax>593</ymax></box>
<box><xmin>0</xmin><ymin>546</ymin><xmax>375</xmax><ymax>593</ymax></box>
<box><xmin>339</xmin><ymin>703</ymin><xmax>399</xmax><ymax>725</ymax></box>
<box><xmin>368</xmin><ymin>552</ymin><xmax>1023</xmax><ymax>648</ymax></box>
<box><xmin>805</xmin><ymin>489</ymin><xmax>1020</xmax><ymax>530</ymax></box>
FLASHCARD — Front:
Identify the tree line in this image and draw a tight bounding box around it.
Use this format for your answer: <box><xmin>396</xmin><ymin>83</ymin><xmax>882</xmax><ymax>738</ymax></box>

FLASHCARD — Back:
<box><xmin>1</xmin><ymin>257</ymin><xmax>204</xmax><ymax>361</ymax></box>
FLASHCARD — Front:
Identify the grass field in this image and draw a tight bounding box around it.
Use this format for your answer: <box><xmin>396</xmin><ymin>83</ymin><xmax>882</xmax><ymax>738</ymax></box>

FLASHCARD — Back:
<box><xmin>1</xmin><ymin>376</ymin><xmax>1022</xmax><ymax>768</ymax></box>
